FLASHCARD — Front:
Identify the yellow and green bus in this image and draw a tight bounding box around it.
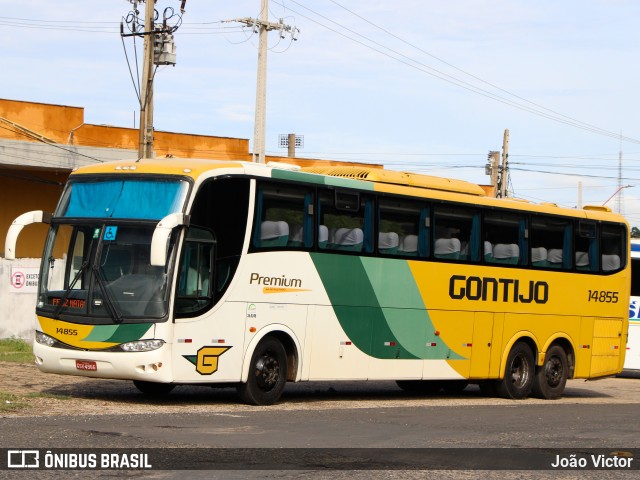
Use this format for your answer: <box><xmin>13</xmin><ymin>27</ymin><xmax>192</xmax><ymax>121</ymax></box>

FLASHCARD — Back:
<box><xmin>5</xmin><ymin>159</ymin><xmax>630</xmax><ymax>404</ymax></box>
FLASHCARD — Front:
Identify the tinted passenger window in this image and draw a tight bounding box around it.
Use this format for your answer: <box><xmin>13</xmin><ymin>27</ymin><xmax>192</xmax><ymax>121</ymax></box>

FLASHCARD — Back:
<box><xmin>530</xmin><ymin>216</ymin><xmax>572</xmax><ymax>270</ymax></box>
<box><xmin>433</xmin><ymin>205</ymin><xmax>479</xmax><ymax>261</ymax></box>
<box><xmin>378</xmin><ymin>198</ymin><xmax>427</xmax><ymax>256</ymax></box>
<box><xmin>601</xmin><ymin>223</ymin><xmax>626</xmax><ymax>272</ymax></box>
<box><xmin>484</xmin><ymin>212</ymin><xmax>524</xmax><ymax>265</ymax></box>
<box><xmin>253</xmin><ymin>184</ymin><xmax>313</xmax><ymax>249</ymax></box>
<box><xmin>318</xmin><ymin>189</ymin><xmax>373</xmax><ymax>253</ymax></box>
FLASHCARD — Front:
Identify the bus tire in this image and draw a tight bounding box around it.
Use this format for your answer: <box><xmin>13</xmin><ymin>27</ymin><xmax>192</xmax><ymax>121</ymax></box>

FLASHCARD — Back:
<box><xmin>531</xmin><ymin>345</ymin><xmax>568</xmax><ymax>399</ymax></box>
<box><xmin>496</xmin><ymin>342</ymin><xmax>534</xmax><ymax>399</ymax></box>
<box><xmin>396</xmin><ymin>380</ymin><xmax>443</xmax><ymax>395</ymax></box>
<box><xmin>133</xmin><ymin>380</ymin><xmax>175</xmax><ymax>395</ymax></box>
<box><xmin>237</xmin><ymin>336</ymin><xmax>288</xmax><ymax>406</ymax></box>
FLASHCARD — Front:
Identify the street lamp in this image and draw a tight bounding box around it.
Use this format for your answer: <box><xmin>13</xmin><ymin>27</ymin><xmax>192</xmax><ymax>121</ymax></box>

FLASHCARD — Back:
<box><xmin>602</xmin><ymin>185</ymin><xmax>633</xmax><ymax>206</ymax></box>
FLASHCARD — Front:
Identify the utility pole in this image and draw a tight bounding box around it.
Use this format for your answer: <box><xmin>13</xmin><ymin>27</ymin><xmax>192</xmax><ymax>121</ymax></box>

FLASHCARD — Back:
<box><xmin>485</xmin><ymin>151</ymin><xmax>500</xmax><ymax>197</ymax></box>
<box><xmin>498</xmin><ymin>129</ymin><xmax>510</xmax><ymax>198</ymax></box>
<box><xmin>253</xmin><ymin>0</ymin><xmax>269</xmax><ymax>164</ymax></box>
<box><xmin>229</xmin><ymin>1</ymin><xmax>299</xmax><ymax>163</ymax></box>
<box><xmin>139</xmin><ymin>0</ymin><xmax>155</xmax><ymax>160</ymax></box>
<box><xmin>122</xmin><ymin>1</ymin><xmax>182</xmax><ymax>160</ymax></box>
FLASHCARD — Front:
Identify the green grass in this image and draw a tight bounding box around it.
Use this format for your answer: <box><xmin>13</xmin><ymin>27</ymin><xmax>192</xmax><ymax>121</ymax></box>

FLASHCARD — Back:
<box><xmin>0</xmin><ymin>391</ymin><xmax>28</xmax><ymax>413</ymax></box>
<box><xmin>0</xmin><ymin>339</ymin><xmax>69</xmax><ymax>413</ymax></box>
<box><xmin>0</xmin><ymin>338</ymin><xmax>34</xmax><ymax>363</ymax></box>
<box><xmin>0</xmin><ymin>391</ymin><xmax>70</xmax><ymax>413</ymax></box>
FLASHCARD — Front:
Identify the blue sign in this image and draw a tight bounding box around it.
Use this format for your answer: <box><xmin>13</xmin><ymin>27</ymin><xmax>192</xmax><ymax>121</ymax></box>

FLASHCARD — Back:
<box><xmin>103</xmin><ymin>226</ymin><xmax>118</xmax><ymax>241</ymax></box>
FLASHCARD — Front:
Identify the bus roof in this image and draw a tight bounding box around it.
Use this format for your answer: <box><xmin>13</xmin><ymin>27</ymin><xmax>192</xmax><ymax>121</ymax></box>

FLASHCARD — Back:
<box><xmin>69</xmin><ymin>158</ymin><xmax>246</xmax><ymax>179</ymax></box>
<box><xmin>300</xmin><ymin>166</ymin><xmax>487</xmax><ymax>196</ymax></box>
<box><xmin>69</xmin><ymin>158</ymin><xmax>628</xmax><ymax>224</ymax></box>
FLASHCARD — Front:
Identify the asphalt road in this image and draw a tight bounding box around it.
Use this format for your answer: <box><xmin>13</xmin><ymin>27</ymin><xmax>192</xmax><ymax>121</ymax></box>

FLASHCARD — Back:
<box><xmin>2</xmin><ymin>375</ymin><xmax>640</xmax><ymax>479</ymax></box>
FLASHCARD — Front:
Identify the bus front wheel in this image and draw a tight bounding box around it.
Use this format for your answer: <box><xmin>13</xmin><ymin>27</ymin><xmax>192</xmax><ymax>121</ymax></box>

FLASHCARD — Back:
<box><xmin>237</xmin><ymin>336</ymin><xmax>288</xmax><ymax>406</ymax></box>
<box><xmin>531</xmin><ymin>345</ymin><xmax>568</xmax><ymax>399</ymax></box>
<box><xmin>496</xmin><ymin>342</ymin><xmax>534</xmax><ymax>399</ymax></box>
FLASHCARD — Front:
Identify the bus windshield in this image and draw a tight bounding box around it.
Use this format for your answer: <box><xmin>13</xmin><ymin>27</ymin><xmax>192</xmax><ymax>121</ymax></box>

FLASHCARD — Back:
<box><xmin>33</xmin><ymin>177</ymin><xmax>189</xmax><ymax>323</ymax></box>
<box><xmin>38</xmin><ymin>223</ymin><xmax>175</xmax><ymax>323</ymax></box>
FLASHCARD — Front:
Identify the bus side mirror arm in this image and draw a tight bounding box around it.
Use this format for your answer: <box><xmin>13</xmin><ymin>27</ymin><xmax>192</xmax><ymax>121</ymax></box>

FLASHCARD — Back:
<box><xmin>4</xmin><ymin>210</ymin><xmax>52</xmax><ymax>260</ymax></box>
<box><xmin>150</xmin><ymin>213</ymin><xmax>190</xmax><ymax>267</ymax></box>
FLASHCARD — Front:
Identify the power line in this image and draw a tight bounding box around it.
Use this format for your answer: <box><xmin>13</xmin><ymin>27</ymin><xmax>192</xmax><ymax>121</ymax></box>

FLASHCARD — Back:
<box><xmin>276</xmin><ymin>0</ymin><xmax>640</xmax><ymax>144</ymax></box>
<box><xmin>5</xmin><ymin>8</ymin><xmax>639</xmax><ymax>145</ymax></box>
<box><xmin>0</xmin><ymin>125</ymin><xmax>102</xmax><ymax>163</ymax></box>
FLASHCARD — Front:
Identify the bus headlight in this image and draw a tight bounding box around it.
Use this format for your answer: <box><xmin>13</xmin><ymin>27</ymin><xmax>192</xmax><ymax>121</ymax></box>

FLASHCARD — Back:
<box><xmin>119</xmin><ymin>339</ymin><xmax>165</xmax><ymax>352</ymax></box>
<box><xmin>35</xmin><ymin>331</ymin><xmax>56</xmax><ymax>347</ymax></box>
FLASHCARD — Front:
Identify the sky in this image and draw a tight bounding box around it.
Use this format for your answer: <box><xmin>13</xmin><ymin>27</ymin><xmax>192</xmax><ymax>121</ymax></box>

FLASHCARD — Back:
<box><xmin>2</xmin><ymin>1</ymin><xmax>640</xmax><ymax>225</ymax></box>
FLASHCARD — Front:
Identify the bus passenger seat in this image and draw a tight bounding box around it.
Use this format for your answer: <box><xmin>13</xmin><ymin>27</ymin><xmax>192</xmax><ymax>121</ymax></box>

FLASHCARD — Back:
<box><xmin>547</xmin><ymin>248</ymin><xmax>563</xmax><ymax>268</ymax></box>
<box><xmin>492</xmin><ymin>243</ymin><xmax>519</xmax><ymax>264</ymax></box>
<box><xmin>378</xmin><ymin>232</ymin><xmax>399</xmax><ymax>254</ymax></box>
<box><xmin>575</xmin><ymin>251</ymin><xmax>590</xmax><ymax>270</ymax></box>
<box><xmin>484</xmin><ymin>241</ymin><xmax>494</xmax><ymax>262</ymax></box>
<box><xmin>333</xmin><ymin>228</ymin><xmax>364</xmax><ymax>252</ymax></box>
<box><xmin>260</xmin><ymin>220</ymin><xmax>289</xmax><ymax>247</ymax></box>
<box><xmin>318</xmin><ymin>225</ymin><xmax>329</xmax><ymax>249</ymax></box>
<box><xmin>399</xmin><ymin>235</ymin><xmax>418</xmax><ymax>256</ymax></box>
<box><xmin>434</xmin><ymin>237</ymin><xmax>461</xmax><ymax>260</ymax></box>
<box><xmin>602</xmin><ymin>254</ymin><xmax>620</xmax><ymax>272</ymax></box>
<box><xmin>531</xmin><ymin>246</ymin><xmax>548</xmax><ymax>267</ymax></box>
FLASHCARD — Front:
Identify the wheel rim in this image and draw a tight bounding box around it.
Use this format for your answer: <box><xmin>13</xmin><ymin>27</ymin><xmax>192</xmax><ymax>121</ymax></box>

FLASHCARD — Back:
<box><xmin>254</xmin><ymin>353</ymin><xmax>280</xmax><ymax>392</ymax></box>
<box><xmin>510</xmin><ymin>354</ymin><xmax>530</xmax><ymax>387</ymax></box>
<box><xmin>544</xmin><ymin>356</ymin><xmax>563</xmax><ymax>387</ymax></box>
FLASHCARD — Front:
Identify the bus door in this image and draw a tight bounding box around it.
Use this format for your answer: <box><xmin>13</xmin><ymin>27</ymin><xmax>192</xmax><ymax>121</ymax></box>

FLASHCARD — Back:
<box><xmin>171</xmin><ymin>227</ymin><xmax>243</xmax><ymax>382</ymax></box>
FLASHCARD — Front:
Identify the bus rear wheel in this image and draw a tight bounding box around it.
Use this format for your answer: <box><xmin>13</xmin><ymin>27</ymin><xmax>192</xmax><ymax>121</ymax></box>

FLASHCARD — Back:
<box><xmin>496</xmin><ymin>342</ymin><xmax>534</xmax><ymax>399</ymax></box>
<box><xmin>532</xmin><ymin>345</ymin><xmax>568</xmax><ymax>399</ymax></box>
<box><xmin>237</xmin><ymin>336</ymin><xmax>288</xmax><ymax>406</ymax></box>
<box><xmin>133</xmin><ymin>380</ymin><xmax>175</xmax><ymax>396</ymax></box>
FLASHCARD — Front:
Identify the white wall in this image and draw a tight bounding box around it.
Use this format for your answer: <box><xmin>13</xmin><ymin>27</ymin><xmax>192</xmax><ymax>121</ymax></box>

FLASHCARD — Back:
<box><xmin>0</xmin><ymin>258</ymin><xmax>40</xmax><ymax>340</ymax></box>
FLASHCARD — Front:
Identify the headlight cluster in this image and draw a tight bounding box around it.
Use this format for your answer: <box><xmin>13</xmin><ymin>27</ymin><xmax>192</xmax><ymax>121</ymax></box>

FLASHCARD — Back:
<box><xmin>35</xmin><ymin>331</ymin><xmax>56</xmax><ymax>347</ymax></box>
<box><xmin>119</xmin><ymin>339</ymin><xmax>165</xmax><ymax>352</ymax></box>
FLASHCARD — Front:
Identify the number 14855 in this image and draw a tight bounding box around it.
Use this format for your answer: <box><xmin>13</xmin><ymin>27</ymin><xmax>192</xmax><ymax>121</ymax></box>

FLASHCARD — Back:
<box><xmin>588</xmin><ymin>290</ymin><xmax>619</xmax><ymax>303</ymax></box>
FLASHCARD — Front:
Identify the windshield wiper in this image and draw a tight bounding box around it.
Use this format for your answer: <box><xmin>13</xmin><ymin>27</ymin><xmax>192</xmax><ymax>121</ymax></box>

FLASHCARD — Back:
<box><xmin>53</xmin><ymin>261</ymin><xmax>89</xmax><ymax>319</ymax></box>
<box><xmin>92</xmin><ymin>265</ymin><xmax>123</xmax><ymax>324</ymax></box>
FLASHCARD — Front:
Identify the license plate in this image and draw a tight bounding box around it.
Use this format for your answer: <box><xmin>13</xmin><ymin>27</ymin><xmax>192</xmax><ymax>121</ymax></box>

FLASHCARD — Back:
<box><xmin>76</xmin><ymin>360</ymin><xmax>97</xmax><ymax>371</ymax></box>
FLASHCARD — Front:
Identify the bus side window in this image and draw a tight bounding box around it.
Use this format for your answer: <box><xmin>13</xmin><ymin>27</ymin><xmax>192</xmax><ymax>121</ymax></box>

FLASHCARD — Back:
<box><xmin>484</xmin><ymin>211</ymin><xmax>525</xmax><ymax>265</ymax></box>
<box><xmin>433</xmin><ymin>205</ymin><xmax>479</xmax><ymax>262</ymax></box>
<box><xmin>576</xmin><ymin>220</ymin><xmax>597</xmax><ymax>272</ymax></box>
<box><xmin>252</xmin><ymin>183</ymin><xmax>313</xmax><ymax>250</ymax></box>
<box><xmin>378</xmin><ymin>198</ymin><xmax>423</xmax><ymax>257</ymax></box>
<box><xmin>601</xmin><ymin>223</ymin><xmax>626</xmax><ymax>273</ymax></box>
<box><xmin>530</xmin><ymin>215</ymin><xmax>572</xmax><ymax>270</ymax></box>
<box><xmin>318</xmin><ymin>189</ymin><xmax>373</xmax><ymax>253</ymax></box>
<box><xmin>175</xmin><ymin>227</ymin><xmax>215</xmax><ymax>315</ymax></box>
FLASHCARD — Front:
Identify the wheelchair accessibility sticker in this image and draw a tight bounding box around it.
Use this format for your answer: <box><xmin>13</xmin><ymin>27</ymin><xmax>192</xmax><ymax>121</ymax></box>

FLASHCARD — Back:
<box><xmin>103</xmin><ymin>226</ymin><xmax>118</xmax><ymax>241</ymax></box>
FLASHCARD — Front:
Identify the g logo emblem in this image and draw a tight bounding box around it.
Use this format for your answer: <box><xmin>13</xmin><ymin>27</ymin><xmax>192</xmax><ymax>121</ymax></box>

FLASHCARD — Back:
<box><xmin>195</xmin><ymin>346</ymin><xmax>231</xmax><ymax>375</ymax></box>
